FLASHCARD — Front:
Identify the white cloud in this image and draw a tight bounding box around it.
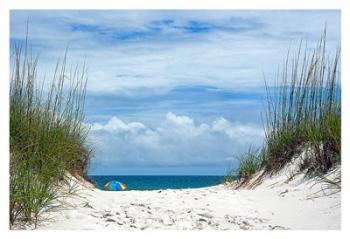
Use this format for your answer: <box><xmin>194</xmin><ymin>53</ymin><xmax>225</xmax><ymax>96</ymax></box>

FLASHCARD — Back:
<box><xmin>88</xmin><ymin>112</ymin><xmax>265</xmax><ymax>169</ymax></box>
<box><xmin>161</xmin><ymin>112</ymin><xmax>210</xmax><ymax>137</ymax></box>
<box><xmin>10</xmin><ymin>10</ymin><xmax>340</xmax><ymax>94</ymax></box>
<box><xmin>212</xmin><ymin>117</ymin><xmax>264</xmax><ymax>141</ymax></box>
<box><xmin>91</xmin><ymin>116</ymin><xmax>146</xmax><ymax>134</ymax></box>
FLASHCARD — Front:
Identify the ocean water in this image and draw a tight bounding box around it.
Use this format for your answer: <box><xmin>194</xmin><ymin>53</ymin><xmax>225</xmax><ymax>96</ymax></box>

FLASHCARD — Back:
<box><xmin>89</xmin><ymin>175</ymin><xmax>225</xmax><ymax>191</ymax></box>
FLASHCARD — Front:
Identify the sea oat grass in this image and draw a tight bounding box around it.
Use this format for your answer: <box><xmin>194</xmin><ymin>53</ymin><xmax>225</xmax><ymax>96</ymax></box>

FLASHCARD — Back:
<box><xmin>230</xmin><ymin>29</ymin><xmax>341</xmax><ymax>183</ymax></box>
<box><xmin>236</xmin><ymin>147</ymin><xmax>262</xmax><ymax>181</ymax></box>
<box><xmin>263</xmin><ymin>29</ymin><xmax>341</xmax><ymax>174</ymax></box>
<box><xmin>10</xmin><ymin>38</ymin><xmax>92</xmax><ymax>227</ymax></box>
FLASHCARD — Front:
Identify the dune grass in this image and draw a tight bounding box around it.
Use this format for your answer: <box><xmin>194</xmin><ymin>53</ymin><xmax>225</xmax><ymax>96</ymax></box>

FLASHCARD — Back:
<box><xmin>263</xmin><ymin>30</ymin><xmax>341</xmax><ymax>174</ymax></box>
<box><xmin>10</xmin><ymin>39</ymin><xmax>92</xmax><ymax>228</ymax></box>
<box><xmin>232</xmin><ymin>29</ymin><xmax>341</xmax><ymax>182</ymax></box>
<box><xmin>236</xmin><ymin>147</ymin><xmax>262</xmax><ymax>181</ymax></box>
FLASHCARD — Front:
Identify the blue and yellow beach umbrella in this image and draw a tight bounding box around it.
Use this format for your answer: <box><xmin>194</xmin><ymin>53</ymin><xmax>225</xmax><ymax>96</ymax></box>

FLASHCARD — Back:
<box><xmin>104</xmin><ymin>180</ymin><xmax>127</xmax><ymax>191</ymax></box>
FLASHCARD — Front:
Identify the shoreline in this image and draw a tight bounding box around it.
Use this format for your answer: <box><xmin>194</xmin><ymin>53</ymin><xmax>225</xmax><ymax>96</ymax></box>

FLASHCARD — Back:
<box><xmin>88</xmin><ymin>175</ymin><xmax>226</xmax><ymax>192</ymax></box>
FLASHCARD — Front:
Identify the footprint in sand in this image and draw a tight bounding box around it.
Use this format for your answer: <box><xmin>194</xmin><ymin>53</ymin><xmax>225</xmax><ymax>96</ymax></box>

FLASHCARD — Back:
<box><xmin>102</xmin><ymin>212</ymin><xmax>113</xmax><ymax>218</ymax></box>
<box><xmin>269</xmin><ymin>225</ymin><xmax>288</xmax><ymax>230</ymax></box>
<box><xmin>197</xmin><ymin>213</ymin><xmax>214</xmax><ymax>219</ymax></box>
<box><xmin>105</xmin><ymin>218</ymin><xmax>116</xmax><ymax>222</ymax></box>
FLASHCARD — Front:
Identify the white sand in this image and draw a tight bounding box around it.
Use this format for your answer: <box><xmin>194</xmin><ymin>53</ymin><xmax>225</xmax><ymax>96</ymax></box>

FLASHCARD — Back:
<box><xmin>21</xmin><ymin>156</ymin><xmax>341</xmax><ymax>230</ymax></box>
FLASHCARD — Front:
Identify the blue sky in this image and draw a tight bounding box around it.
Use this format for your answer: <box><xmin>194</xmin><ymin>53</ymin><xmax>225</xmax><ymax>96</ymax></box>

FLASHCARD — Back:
<box><xmin>10</xmin><ymin>10</ymin><xmax>340</xmax><ymax>175</ymax></box>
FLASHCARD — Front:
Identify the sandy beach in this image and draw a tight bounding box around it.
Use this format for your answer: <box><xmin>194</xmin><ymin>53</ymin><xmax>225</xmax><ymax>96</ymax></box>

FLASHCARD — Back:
<box><xmin>8</xmin><ymin>9</ymin><xmax>343</xmax><ymax>233</ymax></box>
<box><xmin>21</xmin><ymin>160</ymin><xmax>340</xmax><ymax>230</ymax></box>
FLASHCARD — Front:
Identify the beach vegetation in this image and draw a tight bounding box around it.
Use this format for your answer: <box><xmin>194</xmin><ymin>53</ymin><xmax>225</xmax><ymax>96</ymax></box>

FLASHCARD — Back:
<box><xmin>236</xmin><ymin>147</ymin><xmax>262</xmax><ymax>181</ymax></box>
<box><xmin>223</xmin><ymin>169</ymin><xmax>236</xmax><ymax>183</ymax></box>
<box><xmin>232</xmin><ymin>29</ymin><xmax>341</xmax><ymax>182</ymax></box>
<box><xmin>262</xmin><ymin>29</ymin><xmax>341</xmax><ymax>175</ymax></box>
<box><xmin>10</xmin><ymin>36</ymin><xmax>91</xmax><ymax>228</ymax></box>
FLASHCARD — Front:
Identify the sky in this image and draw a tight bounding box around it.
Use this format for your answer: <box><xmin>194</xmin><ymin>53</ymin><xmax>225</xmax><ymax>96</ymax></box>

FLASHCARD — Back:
<box><xmin>10</xmin><ymin>10</ymin><xmax>340</xmax><ymax>175</ymax></box>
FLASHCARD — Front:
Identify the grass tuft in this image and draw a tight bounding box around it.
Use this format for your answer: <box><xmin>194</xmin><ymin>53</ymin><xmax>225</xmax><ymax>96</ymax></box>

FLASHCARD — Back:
<box><xmin>10</xmin><ymin>38</ymin><xmax>92</xmax><ymax>228</ymax></box>
<box><xmin>262</xmin><ymin>29</ymin><xmax>341</xmax><ymax>175</ymax></box>
<box><xmin>236</xmin><ymin>147</ymin><xmax>262</xmax><ymax>181</ymax></box>
<box><xmin>230</xmin><ymin>29</ymin><xmax>341</xmax><ymax>183</ymax></box>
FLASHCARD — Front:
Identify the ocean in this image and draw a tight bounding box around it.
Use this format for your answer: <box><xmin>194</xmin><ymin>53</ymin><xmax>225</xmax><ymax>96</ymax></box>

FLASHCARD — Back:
<box><xmin>89</xmin><ymin>175</ymin><xmax>225</xmax><ymax>191</ymax></box>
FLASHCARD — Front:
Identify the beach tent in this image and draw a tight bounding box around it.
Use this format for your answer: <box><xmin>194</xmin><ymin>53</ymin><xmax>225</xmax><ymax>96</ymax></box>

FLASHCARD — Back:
<box><xmin>104</xmin><ymin>180</ymin><xmax>127</xmax><ymax>191</ymax></box>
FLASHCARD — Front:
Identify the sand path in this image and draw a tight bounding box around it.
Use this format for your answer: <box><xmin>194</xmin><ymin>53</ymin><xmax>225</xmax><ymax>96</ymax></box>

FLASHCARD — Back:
<box><xmin>33</xmin><ymin>168</ymin><xmax>340</xmax><ymax>230</ymax></box>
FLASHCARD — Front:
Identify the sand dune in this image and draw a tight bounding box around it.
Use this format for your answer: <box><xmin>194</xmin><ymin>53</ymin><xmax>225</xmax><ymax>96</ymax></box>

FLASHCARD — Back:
<box><xmin>23</xmin><ymin>160</ymin><xmax>340</xmax><ymax>230</ymax></box>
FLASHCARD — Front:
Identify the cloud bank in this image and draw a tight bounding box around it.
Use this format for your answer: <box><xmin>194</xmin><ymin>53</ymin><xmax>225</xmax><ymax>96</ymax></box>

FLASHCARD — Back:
<box><xmin>88</xmin><ymin>112</ymin><xmax>264</xmax><ymax>174</ymax></box>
